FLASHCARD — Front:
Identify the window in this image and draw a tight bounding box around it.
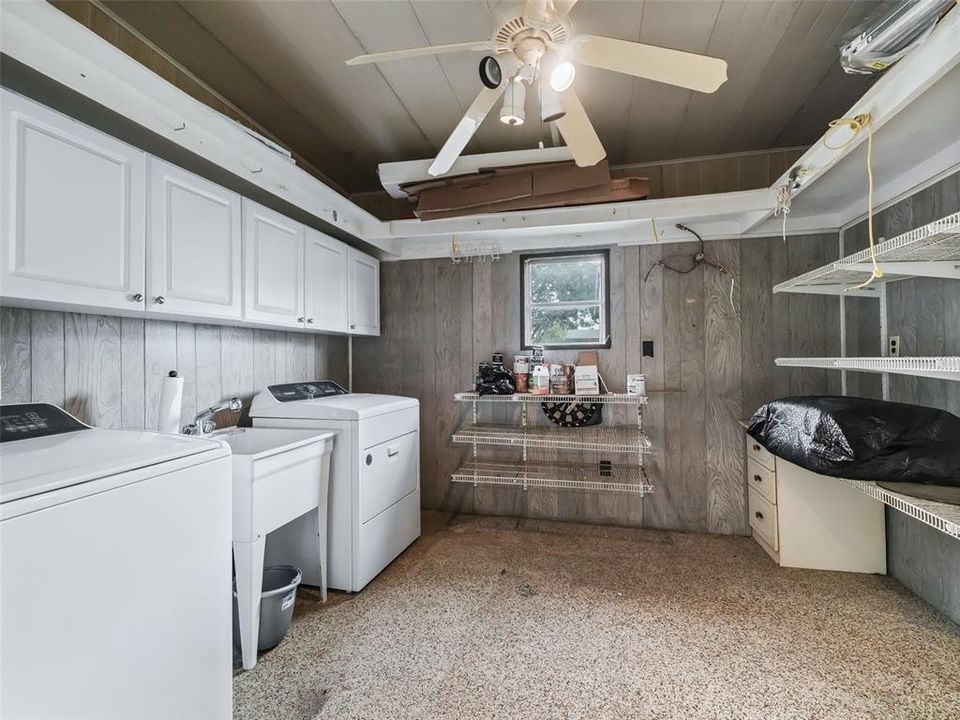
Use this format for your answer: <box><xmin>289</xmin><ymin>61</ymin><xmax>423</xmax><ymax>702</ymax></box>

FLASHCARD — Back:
<box><xmin>521</xmin><ymin>250</ymin><xmax>610</xmax><ymax>349</ymax></box>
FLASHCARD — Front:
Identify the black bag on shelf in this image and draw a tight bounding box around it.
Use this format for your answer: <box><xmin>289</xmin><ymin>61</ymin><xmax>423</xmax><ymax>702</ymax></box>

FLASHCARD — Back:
<box><xmin>747</xmin><ymin>396</ymin><xmax>960</xmax><ymax>486</ymax></box>
<box><xmin>474</xmin><ymin>362</ymin><xmax>516</xmax><ymax>396</ymax></box>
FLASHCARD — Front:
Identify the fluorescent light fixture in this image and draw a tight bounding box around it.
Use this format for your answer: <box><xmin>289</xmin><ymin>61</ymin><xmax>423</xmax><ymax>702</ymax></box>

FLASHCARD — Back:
<box><xmin>500</xmin><ymin>80</ymin><xmax>525</xmax><ymax>126</ymax></box>
<box><xmin>550</xmin><ymin>62</ymin><xmax>576</xmax><ymax>92</ymax></box>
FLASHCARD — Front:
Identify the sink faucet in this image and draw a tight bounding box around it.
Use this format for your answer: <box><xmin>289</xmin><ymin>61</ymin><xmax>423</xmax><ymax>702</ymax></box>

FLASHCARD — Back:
<box><xmin>183</xmin><ymin>398</ymin><xmax>242</xmax><ymax>437</ymax></box>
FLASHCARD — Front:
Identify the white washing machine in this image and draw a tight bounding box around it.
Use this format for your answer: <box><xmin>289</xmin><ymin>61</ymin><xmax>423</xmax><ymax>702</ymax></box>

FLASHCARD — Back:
<box><xmin>249</xmin><ymin>381</ymin><xmax>420</xmax><ymax>592</ymax></box>
<box><xmin>0</xmin><ymin>403</ymin><xmax>233</xmax><ymax>720</ymax></box>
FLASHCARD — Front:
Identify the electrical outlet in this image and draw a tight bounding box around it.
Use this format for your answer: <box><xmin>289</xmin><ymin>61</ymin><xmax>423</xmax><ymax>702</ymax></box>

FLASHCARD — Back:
<box><xmin>889</xmin><ymin>335</ymin><xmax>901</xmax><ymax>357</ymax></box>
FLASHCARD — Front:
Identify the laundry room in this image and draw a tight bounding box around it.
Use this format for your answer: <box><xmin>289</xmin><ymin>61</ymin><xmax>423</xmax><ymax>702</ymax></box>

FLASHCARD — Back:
<box><xmin>1</xmin><ymin>1</ymin><xmax>958</xmax><ymax>719</ymax></box>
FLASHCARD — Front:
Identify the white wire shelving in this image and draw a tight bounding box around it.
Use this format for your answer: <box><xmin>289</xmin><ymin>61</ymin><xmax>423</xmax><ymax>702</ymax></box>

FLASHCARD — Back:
<box><xmin>454</xmin><ymin>391</ymin><xmax>648</xmax><ymax>404</ymax></box>
<box><xmin>452</xmin><ymin>423</ymin><xmax>652</xmax><ymax>453</ymax></box>
<box><xmin>841</xmin><ymin>479</ymin><xmax>960</xmax><ymax>539</ymax></box>
<box><xmin>451</xmin><ymin>460</ymin><xmax>653</xmax><ymax>495</ymax></box>
<box><xmin>775</xmin><ymin>356</ymin><xmax>960</xmax><ymax>381</ymax></box>
<box><xmin>773</xmin><ymin>211</ymin><xmax>960</xmax><ymax>297</ymax></box>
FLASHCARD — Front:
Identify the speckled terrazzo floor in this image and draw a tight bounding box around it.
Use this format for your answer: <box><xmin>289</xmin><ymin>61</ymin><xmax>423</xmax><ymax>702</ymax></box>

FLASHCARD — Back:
<box><xmin>234</xmin><ymin>512</ymin><xmax>960</xmax><ymax>720</ymax></box>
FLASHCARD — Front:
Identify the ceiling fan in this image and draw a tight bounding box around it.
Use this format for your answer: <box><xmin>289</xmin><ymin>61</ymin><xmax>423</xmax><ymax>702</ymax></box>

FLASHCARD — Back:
<box><xmin>346</xmin><ymin>0</ymin><xmax>728</xmax><ymax>177</ymax></box>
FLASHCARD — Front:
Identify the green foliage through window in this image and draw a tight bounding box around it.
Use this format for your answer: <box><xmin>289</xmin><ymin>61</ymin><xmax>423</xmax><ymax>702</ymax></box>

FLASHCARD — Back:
<box><xmin>523</xmin><ymin>252</ymin><xmax>608</xmax><ymax>348</ymax></box>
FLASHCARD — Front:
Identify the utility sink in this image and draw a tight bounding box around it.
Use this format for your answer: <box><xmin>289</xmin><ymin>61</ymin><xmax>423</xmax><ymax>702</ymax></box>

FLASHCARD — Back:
<box><xmin>212</xmin><ymin>427</ymin><xmax>335</xmax><ymax>670</ymax></box>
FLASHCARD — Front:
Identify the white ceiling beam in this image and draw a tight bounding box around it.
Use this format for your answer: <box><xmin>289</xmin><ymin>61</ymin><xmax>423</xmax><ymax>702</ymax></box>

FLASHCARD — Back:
<box><xmin>742</xmin><ymin>4</ymin><xmax>960</xmax><ymax>233</ymax></box>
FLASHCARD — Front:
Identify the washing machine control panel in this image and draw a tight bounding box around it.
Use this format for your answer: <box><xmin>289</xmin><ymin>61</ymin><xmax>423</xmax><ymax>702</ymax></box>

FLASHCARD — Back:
<box><xmin>0</xmin><ymin>403</ymin><xmax>88</xmax><ymax>443</ymax></box>
<box><xmin>267</xmin><ymin>381</ymin><xmax>349</xmax><ymax>402</ymax></box>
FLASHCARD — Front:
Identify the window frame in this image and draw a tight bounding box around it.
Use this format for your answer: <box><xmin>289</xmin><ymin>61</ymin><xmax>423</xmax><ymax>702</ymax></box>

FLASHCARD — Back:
<box><xmin>519</xmin><ymin>248</ymin><xmax>611</xmax><ymax>350</ymax></box>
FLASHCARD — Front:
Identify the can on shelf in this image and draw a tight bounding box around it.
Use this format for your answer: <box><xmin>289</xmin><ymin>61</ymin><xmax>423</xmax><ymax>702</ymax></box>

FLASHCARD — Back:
<box><xmin>514</xmin><ymin>355</ymin><xmax>531</xmax><ymax>393</ymax></box>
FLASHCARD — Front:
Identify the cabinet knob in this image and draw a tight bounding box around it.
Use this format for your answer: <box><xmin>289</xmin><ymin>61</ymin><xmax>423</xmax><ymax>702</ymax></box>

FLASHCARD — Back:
<box><xmin>350</xmin><ymin>323</ymin><xmax>356</xmax><ymax>330</ymax></box>
<box><xmin>131</xmin><ymin>293</ymin><xmax>144</xmax><ymax>303</ymax></box>
<box><xmin>752</xmin><ymin>444</ymin><xmax>761</xmax><ymax>452</ymax></box>
<box><xmin>755</xmin><ymin>511</ymin><xmax>764</xmax><ymax>520</ymax></box>
<box><xmin>155</xmin><ymin>296</ymin><xmax>165</xmax><ymax>305</ymax></box>
<box><xmin>297</xmin><ymin>317</ymin><xmax>305</xmax><ymax>323</ymax></box>
<box><xmin>753</xmin><ymin>475</ymin><xmax>762</xmax><ymax>483</ymax></box>
<box><xmin>306</xmin><ymin>318</ymin><xmax>314</xmax><ymax>324</ymax></box>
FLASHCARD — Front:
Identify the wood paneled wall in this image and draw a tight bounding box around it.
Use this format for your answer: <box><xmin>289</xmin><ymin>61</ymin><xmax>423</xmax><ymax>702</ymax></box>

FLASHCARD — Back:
<box><xmin>0</xmin><ymin>309</ymin><xmax>348</xmax><ymax>430</ymax></box>
<box><xmin>842</xmin><ymin>172</ymin><xmax>960</xmax><ymax>624</ymax></box>
<box><xmin>353</xmin><ymin>232</ymin><xmax>840</xmax><ymax>534</ymax></box>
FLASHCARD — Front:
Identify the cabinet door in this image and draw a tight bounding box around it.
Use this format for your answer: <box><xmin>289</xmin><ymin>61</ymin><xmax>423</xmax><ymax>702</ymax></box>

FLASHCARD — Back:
<box><xmin>242</xmin><ymin>200</ymin><xmax>304</xmax><ymax>328</ymax></box>
<box><xmin>147</xmin><ymin>159</ymin><xmax>242</xmax><ymax>320</ymax></box>
<box><xmin>348</xmin><ymin>248</ymin><xmax>380</xmax><ymax>336</ymax></box>
<box><xmin>1</xmin><ymin>90</ymin><xmax>146</xmax><ymax>312</ymax></box>
<box><xmin>303</xmin><ymin>229</ymin><xmax>349</xmax><ymax>333</ymax></box>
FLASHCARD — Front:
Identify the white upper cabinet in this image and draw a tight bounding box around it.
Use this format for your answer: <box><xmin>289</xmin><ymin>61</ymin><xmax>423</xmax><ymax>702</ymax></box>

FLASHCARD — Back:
<box><xmin>348</xmin><ymin>248</ymin><xmax>380</xmax><ymax>336</ymax></box>
<box><xmin>304</xmin><ymin>228</ymin><xmax>349</xmax><ymax>333</ymax></box>
<box><xmin>242</xmin><ymin>199</ymin><xmax>304</xmax><ymax>328</ymax></box>
<box><xmin>147</xmin><ymin>159</ymin><xmax>242</xmax><ymax>320</ymax></box>
<box><xmin>1</xmin><ymin>89</ymin><xmax>146</xmax><ymax>313</ymax></box>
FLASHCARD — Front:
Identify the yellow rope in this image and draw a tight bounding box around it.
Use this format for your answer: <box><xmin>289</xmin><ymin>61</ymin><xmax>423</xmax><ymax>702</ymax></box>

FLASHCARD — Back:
<box><xmin>825</xmin><ymin>114</ymin><xmax>883</xmax><ymax>290</ymax></box>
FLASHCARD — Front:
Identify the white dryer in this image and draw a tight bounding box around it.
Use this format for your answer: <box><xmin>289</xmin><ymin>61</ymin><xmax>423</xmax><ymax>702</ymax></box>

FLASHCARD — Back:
<box><xmin>249</xmin><ymin>381</ymin><xmax>420</xmax><ymax>592</ymax></box>
<box><xmin>0</xmin><ymin>403</ymin><xmax>232</xmax><ymax>720</ymax></box>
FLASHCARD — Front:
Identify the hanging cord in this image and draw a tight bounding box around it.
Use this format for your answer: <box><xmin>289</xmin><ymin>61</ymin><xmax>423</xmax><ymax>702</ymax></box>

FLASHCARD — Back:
<box><xmin>774</xmin><ymin>183</ymin><xmax>792</xmax><ymax>243</ymax></box>
<box><xmin>642</xmin><ymin>223</ymin><xmax>739</xmax><ymax>318</ymax></box>
<box><xmin>824</xmin><ymin>113</ymin><xmax>883</xmax><ymax>290</ymax></box>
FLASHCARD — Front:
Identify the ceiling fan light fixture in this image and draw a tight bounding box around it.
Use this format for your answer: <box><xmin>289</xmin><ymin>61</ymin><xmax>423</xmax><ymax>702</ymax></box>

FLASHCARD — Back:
<box><xmin>540</xmin><ymin>81</ymin><xmax>566</xmax><ymax>123</ymax></box>
<box><xmin>499</xmin><ymin>80</ymin><xmax>526</xmax><ymax>126</ymax></box>
<box><xmin>478</xmin><ymin>56</ymin><xmax>502</xmax><ymax>89</ymax></box>
<box><xmin>549</xmin><ymin>61</ymin><xmax>576</xmax><ymax>92</ymax></box>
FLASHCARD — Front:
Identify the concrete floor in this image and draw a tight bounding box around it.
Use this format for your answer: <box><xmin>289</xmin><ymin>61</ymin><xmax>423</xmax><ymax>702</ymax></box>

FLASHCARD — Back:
<box><xmin>234</xmin><ymin>512</ymin><xmax>960</xmax><ymax>720</ymax></box>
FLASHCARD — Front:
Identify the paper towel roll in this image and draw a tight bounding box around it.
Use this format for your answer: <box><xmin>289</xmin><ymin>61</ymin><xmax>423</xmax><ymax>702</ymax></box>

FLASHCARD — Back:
<box><xmin>157</xmin><ymin>371</ymin><xmax>184</xmax><ymax>434</ymax></box>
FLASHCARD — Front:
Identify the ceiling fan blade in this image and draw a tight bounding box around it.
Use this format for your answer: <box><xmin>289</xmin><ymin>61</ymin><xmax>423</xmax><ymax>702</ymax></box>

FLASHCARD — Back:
<box><xmin>346</xmin><ymin>40</ymin><xmax>494</xmax><ymax>66</ymax></box>
<box><xmin>572</xmin><ymin>34</ymin><xmax>728</xmax><ymax>93</ymax></box>
<box><xmin>428</xmin><ymin>57</ymin><xmax>520</xmax><ymax>177</ymax></box>
<box><xmin>428</xmin><ymin>88</ymin><xmax>505</xmax><ymax>177</ymax></box>
<box><xmin>555</xmin><ymin>89</ymin><xmax>606</xmax><ymax>167</ymax></box>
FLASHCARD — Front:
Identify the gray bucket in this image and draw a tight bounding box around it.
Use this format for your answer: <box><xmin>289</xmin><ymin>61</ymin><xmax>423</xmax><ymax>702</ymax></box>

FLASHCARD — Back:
<box><xmin>241</xmin><ymin>565</ymin><xmax>302</xmax><ymax>653</ymax></box>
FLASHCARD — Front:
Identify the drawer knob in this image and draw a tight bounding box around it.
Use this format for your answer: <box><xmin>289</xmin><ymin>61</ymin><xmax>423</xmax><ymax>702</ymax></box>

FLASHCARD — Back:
<box><xmin>155</xmin><ymin>296</ymin><xmax>165</xmax><ymax>305</ymax></box>
<box><xmin>755</xmin><ymin>511</ymin><xmax>764</xmax><ymax>520</ymax></box>
<box><xmin>307</xmin><ymin>318</ymin><xmax>314</xmax><ymax>324</ymax></box>
<box><xmin>297</xmin><ymin>317</ymin><xmax>305</xmax><ymax>323</ymax></box>
<box><xmin>131</xmin><ymin>293</ymin><xmax>143</xmax><ymax>303</ymax></box>
<box><xmin>752</xmin><ymin>444</ymin><xmax>761</xmax><ymax>452</ymax></box>
<box><xmin>753</xmin><ymin>475</ymin><xmax>762</xmax><ymax>483</ymax></box>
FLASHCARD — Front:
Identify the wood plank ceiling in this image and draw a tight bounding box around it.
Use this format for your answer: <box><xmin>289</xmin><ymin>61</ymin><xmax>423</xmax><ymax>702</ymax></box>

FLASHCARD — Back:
<box><xmin>104</xmin><ymin>0</ymin><xmax>880</xmax><ymax>194</ymax></box>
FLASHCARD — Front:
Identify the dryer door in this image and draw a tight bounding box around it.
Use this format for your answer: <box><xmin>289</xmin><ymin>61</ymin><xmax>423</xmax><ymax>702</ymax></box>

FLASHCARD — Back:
<box><xmin>360</xmin><ymin>430</ymin><xmax>418</xmax><ymax>523</ymax></box>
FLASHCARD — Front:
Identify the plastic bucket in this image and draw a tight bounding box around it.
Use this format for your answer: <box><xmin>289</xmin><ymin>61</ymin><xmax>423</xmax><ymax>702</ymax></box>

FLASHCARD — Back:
<box><xmin>254</xmin><ymin>565</ymin><xmax>302</xmax><ymax>652</ymax></box>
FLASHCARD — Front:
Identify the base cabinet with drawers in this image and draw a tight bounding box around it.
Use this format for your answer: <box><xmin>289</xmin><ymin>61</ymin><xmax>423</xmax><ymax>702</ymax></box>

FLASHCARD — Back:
<box><xmin>744</xmin><ymin>432</ymin><xmax>887</xmax><ymax>574</ymax></box>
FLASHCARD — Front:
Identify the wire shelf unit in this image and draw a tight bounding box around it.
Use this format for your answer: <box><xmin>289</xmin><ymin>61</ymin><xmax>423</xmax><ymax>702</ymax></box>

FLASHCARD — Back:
<box><xmin>774</xmin><ymin>356</ymin><xmax>960</xmax><ymax>381</ymax></box>
<box><xmin>454</xmin><ymin>391</ymin><xmax>648</xmax><ymax>404</ymax></box>
<box><xmin>773</xmin><ymin>211</ymin><xmax>960</xmax><ymax>296</ymax></box>
<box><xmin>451</xmin><ymin>460</ymin><xmax>653</xmax><ymax>494</ymax></box>
<box><xmin>452</xmin><ymin>423</ymin><xmax>652</xmax><ymax>453</ymax></box>
<box><xmin>841</xmin><ymin>479</ymin><xmax>960</xmax><ymax>539</ymax></box>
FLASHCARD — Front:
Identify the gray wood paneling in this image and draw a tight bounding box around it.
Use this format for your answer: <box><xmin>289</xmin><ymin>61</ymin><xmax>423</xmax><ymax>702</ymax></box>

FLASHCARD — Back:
<box><xmin>354</xmin><ymin>232</ymin><xmax>839</xmax><ymax>534</ymax></box>
<box><xmin>0</xmin><ymin>310</ymin><xmax>349</xmax><ymax>430</ymax></box>
<box><xmin>848</xmin><ymin>172</ymin><xmax>960</xmax><ymax>624</ymax></box>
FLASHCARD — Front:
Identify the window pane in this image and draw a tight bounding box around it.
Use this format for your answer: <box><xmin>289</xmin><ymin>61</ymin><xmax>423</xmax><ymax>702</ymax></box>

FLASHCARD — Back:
<box><xmin>528</xmin><ymin>305</ymin><xmax>602</xmax><ymax>345</ymax></box>
<box><xmin>529</xmin><ymin>258</ymin><xmax>601</xmax><ymax>303</ymax></box>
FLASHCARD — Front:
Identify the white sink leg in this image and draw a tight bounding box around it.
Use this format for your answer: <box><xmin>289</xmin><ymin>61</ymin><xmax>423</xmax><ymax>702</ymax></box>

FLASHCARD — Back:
<box><xmin>233</xmin><ymin>537</ymin><xmax>265</xmax><ymax>670</ymax></box>
<box><xmin>316</xmin><ymin>504</ymin><xmax>328</xmax><ymax>603</ymax></box>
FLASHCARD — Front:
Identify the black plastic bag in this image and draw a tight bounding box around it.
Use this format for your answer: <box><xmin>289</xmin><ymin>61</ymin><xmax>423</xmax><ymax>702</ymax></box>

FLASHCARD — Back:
<box><xmin>747</xmin><ymin>396</ymin><xmax>960</xmax><ymax>486</ymax></box>
<box><xmin>475</xmin><ymin>363</ymin><xmax>515</xmax><ymax>396</ymax></box>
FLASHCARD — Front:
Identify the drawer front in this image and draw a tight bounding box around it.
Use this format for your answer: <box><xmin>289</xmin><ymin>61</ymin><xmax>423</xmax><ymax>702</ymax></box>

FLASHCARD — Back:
<box><xmin>746</xmin><ymin>435</ymin><xmax>776</xmax><ymax>472</ymax></box>
<box><xmin>746</xmin><ymin>458</ymin><xmax>777</xmax><ymax>504</ymax></box>
<box><xmin>748</xmin><ymin>488</ymin><xmax>778</xmax><ymax>552</ymax></box>
<box><xmin>360</xmin><ymin>430</ymin><xmax>419</xmax><ymax>524</ymax></box>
